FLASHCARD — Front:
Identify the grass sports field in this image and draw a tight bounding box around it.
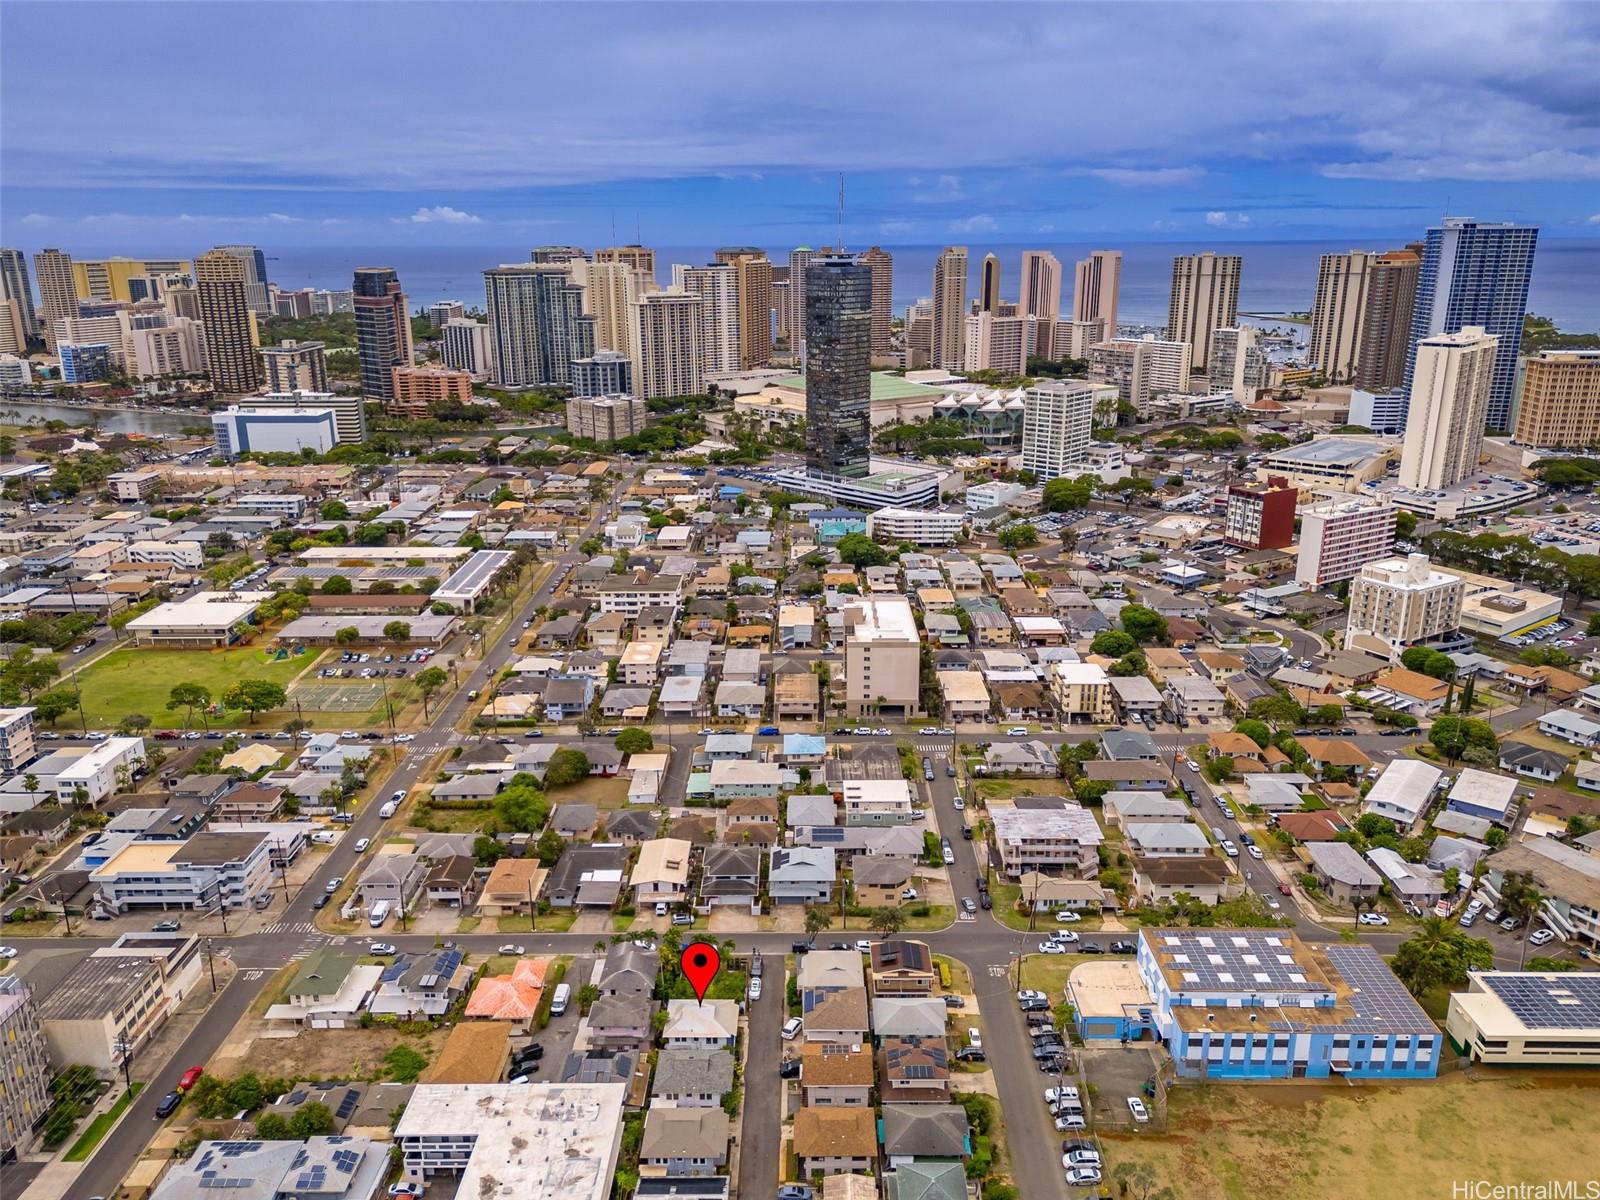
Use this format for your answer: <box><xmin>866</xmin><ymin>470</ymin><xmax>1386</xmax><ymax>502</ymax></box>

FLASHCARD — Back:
<box><xmin>66</xmin><ymin>646</ymin><xmax>308</xmax><ymax>728</ymax></box>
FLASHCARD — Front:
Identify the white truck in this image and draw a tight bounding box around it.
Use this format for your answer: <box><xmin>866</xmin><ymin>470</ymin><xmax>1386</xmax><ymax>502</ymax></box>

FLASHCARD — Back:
<box><xmin>368</xmin><ymin>899</ymin><xmax>392</xmax><ymax>927</ymax></box>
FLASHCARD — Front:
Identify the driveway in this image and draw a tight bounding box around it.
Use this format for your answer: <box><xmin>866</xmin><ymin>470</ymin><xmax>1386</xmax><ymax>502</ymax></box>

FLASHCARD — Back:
<box><xmin>738</xmin><ymin>953</ymin><xmax>784</xmax><ymax>1196</ymax></box>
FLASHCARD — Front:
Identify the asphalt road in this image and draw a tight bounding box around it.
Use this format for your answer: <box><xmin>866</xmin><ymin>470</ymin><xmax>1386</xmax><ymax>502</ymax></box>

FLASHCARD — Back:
<box><xmin>737</xmin><ymin>953</ymin><xmax>783</xmax><ymax>1200</ymax></box>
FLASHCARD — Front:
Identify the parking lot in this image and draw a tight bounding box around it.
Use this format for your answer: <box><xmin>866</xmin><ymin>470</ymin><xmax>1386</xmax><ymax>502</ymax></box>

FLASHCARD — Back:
<box><xmin>1077</xmin><ymin>1042</ymin><xmax>1165</xmax><ymax>1130</ymax></box>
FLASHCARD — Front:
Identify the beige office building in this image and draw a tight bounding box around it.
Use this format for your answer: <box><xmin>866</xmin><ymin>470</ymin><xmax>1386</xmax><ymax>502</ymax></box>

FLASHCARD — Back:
<box><xmin>931</xmin><ymin>246</ymin><xmax>968</xmax><ymax>371</ymax></box>
<box><xmin>787</xmin><ymin>247</ymin><xmax>815</xmax><ymax>352</ymax></box>
<box><xmin>630</xmin><ymin>290</ymin><xmax>704</xmax><ymax>399</ymax></box>
<box><xmin>843</xmin><ymin>598</ymin><xmax>922</xmax><ymax>719</ymax></box>
<box><xmin>1072</xmin><ymin>250</ymin><xmax>1121</xmax><ymax>339</ymax></box>
<box><xmin>1398</xmin><ymin>326</ymin><xmax>1498</xmax><ymax>491</ymax></box>
<box><xmin>125</xmin><ymin>318</ymin><xmax>209</xmax><ymax>378</ymax></box>
<box><xmin>1020</xmin><ymin>250</ymin><xmax>1062</xmax><ymax>323</ymax></box>
<box><xmin>963</xmin><ymin>312</ymin><xmax>1035</xmax><ymax>376</ymax></box>
<box><xmin>194</xmin><ymin>249</ymin><xmax>261</xmax><ymax>395</ymax></box>
<box><xmin>858</xmin><ymin>247</ymin><xmax>893</xmax><ymax>356</ymax></box>
<box><xmin>1166</xmin><ymin>252</ymin><xmax>1240</xmax><ymax>375</ymax></box>
<box><xmin>1512</xmin><ymin>349</ymin><xmax>1600</xmax><ymax>450</ymax></box>
<box><xmin>1344</xmin><ymin>553</ymin><xmax>1465</xmax><ymax>663</ymax></box>
<box><xmin>32</xmin><ymin>248</ymin><xmax>77</xmax><ymax>350</ymax></box>
<box><xmin>260</xmin><ymin>339</ymin><xmax>329</xmax><ymax>393</ymax></box>
<box><xmin>0</xmin><ymin>300</ymin><xmax>26</xmax><ymax>356</ymax></box>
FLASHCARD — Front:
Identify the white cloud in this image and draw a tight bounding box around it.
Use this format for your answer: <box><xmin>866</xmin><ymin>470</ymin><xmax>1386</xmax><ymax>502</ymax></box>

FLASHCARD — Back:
<box><xmin>19</xmin><ymin>213</ymin><xmax>50</xmax><ymax>225</ymax></box>
<box><xmin>949</xmin><ymin>214</ymin><xmax>997</xmax><ymax>234</ymax></box>
<box><xmin>400</xmin><ymin>205</ymin><xmax>482</xmax><ymax>225</ymax></box>
<box><xmin>1587</xmin><ymin>213</ymin><xmax>1600</xmax><ymax>224</ymax></box>
<box><xmin>912</xmin><ymin>174</ymin><xmax>965</xmax><ymax>204</ymax></box>
<box><xmin>878</xmin><ymin>219</ymin><xmax>915</xmax><ymax>236</ymax></box>
<box><xmin>1205</xmin><ymin>211</ymin><xmax>1251</xmax><ymax>228</ymax></box>
<box><xmin>1037</xmin><ymin>224</ymin><xmax>1056</xmax><ymax>234</ymax></box>
<box><xmin>1089</xmin><ymin>167</ymin><xmax>1204</xmax><ymax>187</ymax></box>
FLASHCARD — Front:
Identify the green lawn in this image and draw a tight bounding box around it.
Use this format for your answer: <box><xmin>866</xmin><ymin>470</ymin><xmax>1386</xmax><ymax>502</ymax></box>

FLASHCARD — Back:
<box><xmin>1018</xmin><ymin>952</ymin><xmax>1094</xmax><ymax>997</ymax></box>
<box><xmin>64</xmin><ymin>1083</ymin><xmax>143</xmax><ymax>1161</ymax></box>
<box><xmin>66</xmin><ymin>646</ymin><xmax>306</xmax><ymax>729</ymax></box>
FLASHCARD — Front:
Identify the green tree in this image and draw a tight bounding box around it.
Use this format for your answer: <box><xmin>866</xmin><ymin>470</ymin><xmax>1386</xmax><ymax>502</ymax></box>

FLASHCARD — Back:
<box><xmin>287</xmin><ymin>1101</ymin><xmax>336</xmax><ymax>1138</ymax></box>
<box><xmin>543</xmin><ymin>748</ymin><xmax>591</xmax><ymax>788</ymax></box>
<box><xmin>221</xmin><ymin>679</ymin><xmax>288</xmax><ymax>723</ymax></box>
<box><xmin>117</xmin><ymin>712</ymin><xmax>151</xmax><ymax>736</ymax></box>
<box><xmin>473</xmin><ymin>833</ymin><xmax>507</xmax><ymax>865</ymax></box>
<box><xmin>997</xmin><ymin>522</ymin><xmax>1038</xmax><ymax>550</ymax></box>
<box><xmin>34</xmin><ymin>687</ymin><xmax>79</xmax><ymax>726</ymax></box>
<box><xmin>1429</xmin><ymin>715</ymin><xmax>1497</xmax><ymax>764</ymax></box>
<box><xmin>321</xmin><ymin>574</ymin><xmax>353</xmax><ymax>595</ymax></box>
<box><xmin>493</xmin><ymin>785</ymin><xmax>550</xmax><ymax>833</ymax></box>
<box><xmin>803</xmin><ymin>906</ymin><xmax>833</xmax><ymax>937</ymax></box>
<box><xmin>167</xmin><ymin>682</ymin><xmax>211</xmax><ymax>729</ymax></box>
<box><xmin>254</xmin><ymin>1112</ymin><xmax>291</xmax><ymax>1139</ymax></box>
<box><xmin>414</xmin><ymin>666</ymin><xmax>449</xmax><ymax>718</ymax></box>
<box><xmin>835</xmin><ymin>532</ymin><xmax>892</xmax><ymax>569</ymax></box>
<box><xmin>319</xmin><ymin>499</ymin><xmax>351</xmax><ymax>521</ymax></box>
<box><xmin>1390</xmin><ymin>916</ymin><xmax>1494</xmax><ymax>996</ymax></box>
<box><xmin>1041</xmin><ymin>475</ymin><xmax>1094</xmax><ymax>512</ymax></box>
<box><xmin>1088</xmin><ymin>630</ymin><xmax>1136</xmax><ymax>658</ymax></box>
<box><xmin>1119</xmin><ymin>604</ymin><xmax>1169</xmax><ymax>645</ymax></box>
<box><xmin>869</xmin><ymin>907</ymin><xmax>905</xmax><ymax>936</ymax></box>
<box><xmin>614</xmin><ymin>728</ymin><xmax>654</xmax><ymax>755</ymax></box>
<box><xmin>382</xmin><ymin>621</ymin><xmax>412</xmax><ymax>646</ymax></box>
<box><xmin>1233</xmin><ymin>719</ymin><xmax>1272</xmax><ymax>749</ymax></box>
<box><xmin>534</xmin><ymin>826</ymin><xmax>565</xmax><ymax>867</ymax></box>
<box><xmin>334</xmin><ymin>626</ymin><xmax>360</xmax><ymax>648</ymax></box>
<box><xmin>1400</xmin><ymin>646</ymin><xmax>1456</xmax><ymax>680</ymax></box>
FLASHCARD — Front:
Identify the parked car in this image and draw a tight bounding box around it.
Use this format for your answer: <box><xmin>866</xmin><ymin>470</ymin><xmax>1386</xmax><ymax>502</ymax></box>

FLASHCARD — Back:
<box><xmin>1358</xmin><ymin>912</ymin><xmax>1389</xmax><ymax>926</ymax></box>
<box><xmin>155</xmin><ymin>1090</ymin><xmax>183</xmax><ymax>1118</ymax></box>
<box><xmin>1006</xmin><ymin>726</ymin><xmax>1029</xmax><ymax>736</ymax></box>
<box><xmin>152</xmin><ymin>920</ymin><xmax>181</xmax><ymax>933</ymax></box>
<box><xmin>369</xmin><ymin>942</ymin><xmax>397</xmax><ymax>955</ymax></box>
<box><xmin>748</xmin><ymin>978</ymin><xmax>763</xmax><ymax>1001</ymax></box>
<box><xmin>782</xmin><ymin>1017</ymin><xmax>803</xmax><ymax>1040</ymax></box>
<box><xmin>1127</xmin><ymin>1096</ymin><xmax>1150</xmax><ymax>1122</ymax></box>
<box><xmin>1054</xmin><ymin>910</ymin><xmax>1081</xmax><ymax>923</ymax></box>
<box><xmin>1529</xmin><ymin>928</ymin><xmax>1556</xmax><ymax>947</ymax></box>
<box><xmin>177</xmin><ymin>1066</ymin><xmax>204</xmax><ymax>1092</ymax></box>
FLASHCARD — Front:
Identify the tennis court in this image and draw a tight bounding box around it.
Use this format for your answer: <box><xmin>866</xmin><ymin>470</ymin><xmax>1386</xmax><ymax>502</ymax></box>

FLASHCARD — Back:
<box><xmin>289</xmin><ymin>682</ymin><xmax>387</xmax><ymax>711</ymax></box>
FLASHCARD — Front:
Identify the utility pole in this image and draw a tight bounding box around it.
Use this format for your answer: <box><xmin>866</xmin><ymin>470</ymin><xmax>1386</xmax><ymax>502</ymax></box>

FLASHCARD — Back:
<box><xmin>204</xmin><ymin>938</ymin><xmax>217</xmax><ymax>993</ymax></box>
<box><xmin>113</xmin><ymin>1034</ymin><xmax>134</xmax><ymax>1093</ymax></box>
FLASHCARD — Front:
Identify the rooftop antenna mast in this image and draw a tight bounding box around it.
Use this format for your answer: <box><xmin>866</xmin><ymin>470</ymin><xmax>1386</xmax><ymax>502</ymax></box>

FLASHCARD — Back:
<box><xmin>837</xmin><ymin>173</ymin><xmax>846</xmax><ymax>251</ymax></box>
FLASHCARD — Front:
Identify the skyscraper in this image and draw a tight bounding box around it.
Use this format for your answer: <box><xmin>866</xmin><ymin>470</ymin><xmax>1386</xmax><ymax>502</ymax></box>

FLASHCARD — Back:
<box><xmin>1021</xmin><ymin>380</ymin><xmax>1096</xmax><ymax>480</ymax></box>
<box><xmin>1310</xmin><ymin>251</ymin><xmax>1374</xmax><ymax>383</ymax></box>
<box><xmin>353</xmin><ymin>267</ymin><xmax>413</xmax><ymax>401</ymax></box>
<box><xmin>577</xmin><ymin>257</ymin><xmax>651</xmax><ymax>356</ymax></box>
<box><xmin>1512</xmin><ymin>350</ymin><xmax>1600</xmax><ymax>450</ymax></box>
<box><xmin>804</xmin><ymin>253</ymin><xmax>873</xmax><ymax>478</ymax></box>
<box><xmin>979</xmin><ymin>254</ymin><xmax>1001</xmax><ymax>314</ymax></box>
<box><xmin>194</xmin><ymin>249</ymin><xmax>261</xmax><ymax>395</ymax></box>
<box><xmin>1403</xmin><ymin>217</ymin><xmax>1537</xmax><ymax>431</ymax></box>
<box><xmin>442</xmin><ymin>318</ymin><xmax>496</xmax><ymax>381</ymax></box>
<box><xmin>719</xmin><ymin>251</ymin><xmax>774</xmax><ymax>369</ymax></box>
<box><xmin>261</xmin><ymin>339</ymin><xmax>329</xmax><ymax>394</ymax></box>
<box><xmin>1019</xmin><ymin>251</ymin><xmax>1061</xmax><ymax>323</ymax></box>
<box><xmin>215</xmin><ymin>245</ymin><xmax>271</xmax><ymax>314</ymax></box>
<box><xmin>1398</xmin><ymin>326</ymin><xmax>1498</xmax><ymax>492</ymax></box>
<box><xmin>72</xmin><ymin>257</ymin><xmax>192</xmax><ymax>304</ymax></box>
<box><xmin>1354</xmin><ymin>248</ymin><xmax>1421</xmax><ymax>393</ymax></box>
<box><xmin>853</xmin><ymin>246</ymin><xmax>892</xmax><ymax>359</ymax></box>
<box><xmin>787</xmin><ymin>247</ymin><xmax>815</xmax><ymax>354</ymax></box>
<box><xmin>672</xmin><ymin>263</ymin><xmax>740</xmax><ymax>377</ymax></box>
<box><xmin>931</xmin><ymin>247</ymin><xmax>968</xmax><ymax>371</ymax></box>
<box><xmin>1072</xmin><ymin>250</ymin><xmax>1121</xmax><ymax>339</ymax></box>
<box><xmin>630</xmin><ymin>290</ymin><xmax>704</xmax><ymax>399</ymax></box>
<box><xmin>482</xmin><ymin>264</ymin><xmax>591</xmax><ymax>388</ymax></box>
<box><xmin>1167</xmin><ymin>252</ymin><xmax>1240</xmax><ymax>375</ymax></box>
<box><xmin>595</xmin><ymin>245</ymin><xmax>656</xmax><ymax>276</ymax></box>
<box><xmin>32</xmin><ymin>248</ymin><xmax>77</xmax><ymax>350</ymax></box>
<box><xmin>1212</xmin><ymin>326</ymin><xmax>1271</xmax><ymax>402</ymax></box>
<box><xmin>0</xmin><ymin>249</ymin><xmax>40</xmax><ymax>337</ymax></box>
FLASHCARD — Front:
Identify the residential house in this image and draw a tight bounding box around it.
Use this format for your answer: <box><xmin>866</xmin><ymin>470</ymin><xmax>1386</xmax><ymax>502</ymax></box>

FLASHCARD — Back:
<box><xmin>853</xmin><ymin>856</ymin><xmax>916</xmax><ymax>907</ymax></box>
<box><xmin>793</xmin><ymin>1107</ymin><xmax>879</xmax><ymax>1175</ymax></box>
<box><xmin>475</xmin><ymin>859</ymin><xmax>548</xmax><ymax>917</ymax></box>
<box><xmin>770</xmin><ymin>846</ymin><xmax>836</xmax><ymax>904</ymax></box>
<box><xmin>803</xmin><ymin>987</ymin><xmax>870</xmax><ymax>1046</ymax></box>
<box><xmin>545</xmin><ymin>844</ymin><xmax>629</xmax><ymax>908</ymax></box>
<box><xmin>1304</xmin><ymin>842</ymin><xmax>1383</xmax><ymax>906</ymax></box>
<box><xmin>1498</xmin><ymin>742</ymin><xmax>1570</xmax><ymax>784</ymax></box>
<box><xmin>662</xmin><ymin>998</ymin><xmax>739</xmax><ymax>1049</ymax></box>
<box><xmin>869</xmin><ymin>940</ymin><xmax>936</xmax><ymax>997</ymax></box>
<box><xmin>871</xmin><ymin>997</ymin><xmax>947</xmax><ymax>1041</ymax></box>
<box><xmin>982</xmin><ymin>740</ymin><xmax>1057</xmax><ymax>777</ymax></box>
<box><xmin>1130</xmin><ymin>855</ymin><xmax>1230</xmax><ymax>905</ymax></box>
<box><xmin>652</xmin><ymin>1047</ymin><xmax>736</xmax><ymax>1109</ymax></box>
<box><xmin>988</xmin><ymin>806</ymin><xmax>1102</xmax><ymax>879</ymax></box>
<box><xmin>800</xmin><ymin>1042</ymin><xmax>874</xmax><ymax>1107</ymax></box>
<box><xmin>1367</xmin><ymin>846</ymin><xmax>1445</xmax><ymax>907</ymax></box>
<box><xmin>631</xmin><ymin>838</ymin><xmax>693</xmax><ymax>906</ymax></box>
<box><xmin>698</xmin><ymin>845</ymin><xmax>761</xmax><ymax>911</ymax></box>
<box><xmin>880</xmin><ymin>1104</ymin><xmax>971</xmax><ymax>1169</ymax></box>
<box><xmin>879</xmin><ymin>1038</ymin><xmax>952</xmax><ymax>1103</ymax></box>
<box><xmin>587</xmin><ymin>993</ymin><xmax>655</xmax><ymax>1049</ymax></box>
<box><xmin>639</xmin><ymin>1107</ymin><xmax>731</xmax><ymax>1177</ymax></box>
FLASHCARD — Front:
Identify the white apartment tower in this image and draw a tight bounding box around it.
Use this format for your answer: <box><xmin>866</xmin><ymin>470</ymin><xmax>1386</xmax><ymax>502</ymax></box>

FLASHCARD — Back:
<box><xmin>1398</xmin><ymin>326</ymin><xmax>1498</xmax><ymax>492</ymax></box>
<box><xmin>671</xmin><ymin>263</ymin><xmax>741</xmax><ymax>377</ymax></box>
<box><xmin>630</xmin><ymin>290</ymin><xmax>705</xmax><ymax>400</ymax></box>
<box><xmin>963</xmin><ymin>312</ymin><xmax>1035</xmax><ymax>376</ymax></box>
<box><xmin>1211</xmin><ymin>326</ymin><xmax>1271</xmax><ymax>402</ymax></box>
<box><xmin>1072</xmin><ymin>250</ymin><xmax>1121</xmax><ymax>340</ymax></box>
<box><xmin>1345</xmin><ymin>553</ymin><xmax>1466</xmax><ymax>663</ymax></box>
<box><xmin>1021</xmin><ymin>380</ymin><xmax>1098</xmax><ymax>481</ymax></box>
<box><xmin>931</xmin><ymin>246</ymin><xmax>968</xmax><ymax>371</ymax></box>
<box><xmin>441</xmin><ymin>318</ymin><xmax>495</xmax><ymax>380</ymax></box>
<box><xmin>787</xmin><ymin>247</ymin><xmax>814</xmax><ymax>354</ymax></box>
<box><xmin>1295</xmin><ymin>497</ymin><xmax>1399</xmax><ymax>588</ymax></box>
<box><xmin>1019</xmin><ymin>251</ymin><xmax>1062</xmax><ymax>323</ymax></box>
<box><xmin>1089</xmin><ymin>335</ymin><xmax>1191</xmax><ymax>416</ymax></box>
<box><xmin>1166</xmin><ymin>252</ymin><xmax>1240</xmax><ymax>375</ymax></box>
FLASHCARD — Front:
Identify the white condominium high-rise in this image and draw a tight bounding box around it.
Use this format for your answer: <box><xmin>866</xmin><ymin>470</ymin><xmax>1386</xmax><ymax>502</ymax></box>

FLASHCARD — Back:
<box><xmin>1211</xmin><ymin>326</ymin><xmax>1271</xmax><ymax>402</ymax></box>
<box><xmin>671</xmin><ymin>263</ymin><xmax>740</xmax><ymax>376</ymax></box>
<box><xmin>1019</xmin><ymin>251</ymin><xmax>1061</xmax><ymax>324</ymax></box>
<box><xmin>1397</xmin><ymin>326</ymin><xmax>1498</xmax><ymax>492</ymax></box>
<box><xmin>1310</xmin><ymin>250</ymin><xmax>1375</xmax><ymax>384</ymax></box>
<box><xmin>1295</xmin><ymin>497</ymin><xmax>1398</xmax><ymax>588</ymax></box>
<box><xmin>963</xmin><ymin>313</ymin><xmax>1035</xmax><ymax>377</ymax></box>
<box><xmin>441</xmin><ymin>318</ymin><xmax>495</xmax><ymax>380</ymax></box>
<box><xmin>630</xmin><ymin>290</ymin><xmax>704</xmax><ymax>399</ymax></box>
<box><xmin>1089</xmin><ymin>335</ymin><xmax>1191</xmax><ymax>417</ymax></box>
<box><xmin>1021</xmin><ymin>379</ymin><xmax>1098</xmax><ymax>480</ymax></box>
<box><xmin>1166</xmin><ymin>252</ymin><xmax>1240</xmax><ymax>375</ymax></box>
<box><xmin>1344</xmin><ymin>553</ymin><xmax>1465</xmax><ymax>663</ymax></box>
<box><xmin>1072</xmin><ymin>250</ymin><xmax>1121</xmax><ymax>339</ymax></box>
<box><xmin>931</xmin><ymin>246</ymin><xmax>968</xmax><ymax>371</ymax></box>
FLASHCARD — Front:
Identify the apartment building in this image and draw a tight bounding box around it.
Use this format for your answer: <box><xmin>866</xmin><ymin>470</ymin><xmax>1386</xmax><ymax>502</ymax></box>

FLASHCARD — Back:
<box><xmin>1224</xmin><ymin>475</ymin><xmax>1296</xmax><ymax>550</ymax></box>
<box><xmin>1089</xmin><ymin>335</ymin><xmax>1191</xmax><ymax>416</ymax></box>
<box><xmin>843</xmin><ymin>598</ymin><xmax>922</xmax><ymax>719</ymax></box>
<box><xmin>0</xmin><ymin>976</ymin><xmax>50</xmax><ymax>1159</ymax></box>
<box><xmin>988</xmin><ymin>806</ymin><xmax>1103</xmax><ymax>879</ymax></box>
<box><xmin>1166</xmin><ymin>252</ymin><xmax>1240</xmax><ymax>375</ymax></box>
<box><xmin>1072</xmin><ymin>250</ymin><xmax>1121</xmax><ymax>339</ymax></box>
<box><xmin>1345</xmin><ymin>554</ymin><xmax>1466</xmax><ymax>663</ymax></box>
<box><xmin>566</xmin><ymin>394</ymin><xmax>647</xmax><ymax>443</ymax></box>
<box><xmin>0</xmin><ymin>706</ymin><xmax>38</xmax><ymax>774</ymax></box>
<box><xmin>1512</xmin><ymin>350</ymin><xmax>1600</xmax><ymax>450</ymax></box>
<box><xmin>1021</xmin><ymin>379</ymin><xmax>1100</xmax><ymax>481</ymax></box>
<box><xmin>90</xmin><ymin>831</ymin><xmax>273</xmax><ymax>913</ymax></box>
<box><xmin>260</xmin><ymin>339</ymin><xmax>329</xmax><ymax>393</ymax></box>
<box><xmin>245</xmin><ymin>389</ymin><xmax>368</xmax><ymax>445</ymax></box>
<box><xmin>1398</xmin><ymin>327</ymin><xmax>1498</xmax><ymax>491</ymax></box>
<box><xmin>1295</xmin><ymin>497</ymin><xmax>1398</xmax><ymax>588</ymax></box>
<box><xmin>1049</xmin><ymin>661</ymin><xmax>1115</xmax><ymax>723</ymax></box>
<box><xmin>866</xmin><ymin>507</ymin><xmax>963</xmax><ymax>547</ymax></box>
<box><xmin>388</xmin><ymin>366</ymin><xmax>473</xmax><ymax>418</ymax></box>
<box><xmin>442</xmin><ymin>317</ymin><xmax>495</xmax><ymax>380</ymax></box>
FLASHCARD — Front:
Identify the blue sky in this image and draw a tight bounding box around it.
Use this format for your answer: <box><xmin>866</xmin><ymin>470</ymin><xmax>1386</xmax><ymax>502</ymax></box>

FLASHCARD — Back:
<box><xmin>3</xmin><ymin>2</ymin><xmax>1599</xmax><ymax>250</ymax></box>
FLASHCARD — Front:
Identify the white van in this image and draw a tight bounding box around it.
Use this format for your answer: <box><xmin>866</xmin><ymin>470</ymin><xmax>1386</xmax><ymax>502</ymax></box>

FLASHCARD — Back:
<box><xmin>549</xmin><ymin>983</ymin><xmax>571</xmax><ymax>1016</ymax></box>
<box><xmin>368</xmin><ymin>899</ymin><xmax>391</xmax><ymax>927</ymax></box>
<box><xmin>378</xmin><ymin>801</ymin><xmax>398</xmax><ymax>819</ymax></box>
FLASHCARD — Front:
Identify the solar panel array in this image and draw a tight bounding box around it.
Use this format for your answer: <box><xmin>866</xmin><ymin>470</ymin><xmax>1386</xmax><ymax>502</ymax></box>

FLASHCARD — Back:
<box><xmin>1321</xmin><ymin>945</ymin><xmax>1434</xmax><ymax>1033</ymax></box>
<box><xmin>1482</xmin><ymin>972</ymin><xmax>1600</xmax><ymax>1029</ymax></box>
<box><xmin>334</xmin><ymin>1089</ymin><xmax>361</xmax><ymax>1120</ymax></box>
<box><xmin>1156</xmin><ymin>932</ymin><xmax>1326</xmax><ymax>993</ymax></box>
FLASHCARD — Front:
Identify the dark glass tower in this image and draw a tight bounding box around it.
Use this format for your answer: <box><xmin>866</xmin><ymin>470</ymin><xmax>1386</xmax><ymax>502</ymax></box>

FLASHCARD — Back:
<box><xmin>804</xmin><ymin>253</ymin><xmax>873</xmax><ymax>479</ymax></box>
<box><xmin>353</xmin><ymin>267</ymin><xmax>411</xmax><ymax>401</ymax></box>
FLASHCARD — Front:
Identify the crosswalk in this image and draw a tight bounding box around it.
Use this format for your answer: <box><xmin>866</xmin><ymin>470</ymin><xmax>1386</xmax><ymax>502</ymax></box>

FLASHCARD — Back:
<box><xmin>261</xmin><ymin>920</ymin><xmax>318</xmax><ymax>935</ymax></box>
<box><xmin>915</xmin><ymin>742</ymin><xmax>951</xmax><ymax>753</ymax></box>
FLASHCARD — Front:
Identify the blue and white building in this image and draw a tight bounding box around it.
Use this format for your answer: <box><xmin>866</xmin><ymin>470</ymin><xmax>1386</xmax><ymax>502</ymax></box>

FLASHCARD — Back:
<box><xmin>1403</xmin><ymin>217</ymin><xmax>1538</xmax><ymax>432</ymax></box>
<box><xmin>212</xmin><ymin>405</ymin><xmax>338</xmax><ymax>458</ymax></box>
<box><xmin>59</xmin><ymin>342</ymin><xmax>113</xmax><ymax>384</ymax></box>
<box><xmin>1131</xmin><ymin>928</ymin><xmax>1440</xmax><ymax>1080</ymax></box>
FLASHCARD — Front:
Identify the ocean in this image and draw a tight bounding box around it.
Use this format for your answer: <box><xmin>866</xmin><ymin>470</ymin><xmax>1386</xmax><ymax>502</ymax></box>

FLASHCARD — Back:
<box><xmin>257</xmin><ymin>238</ymin><xmax>1599</xmax><ymax>332</ymax></box>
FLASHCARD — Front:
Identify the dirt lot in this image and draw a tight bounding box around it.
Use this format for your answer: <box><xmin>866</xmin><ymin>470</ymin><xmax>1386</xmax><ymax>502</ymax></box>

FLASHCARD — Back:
<box><xmin>217</xmin><ymin>1020</ymin><xmax>449</xmax><ymax>1083</ymax></box>
<box><xmin>1102</xmin><ymin>1070</ymin><xmax>1600</xmax><ymax>1200</ymax></box>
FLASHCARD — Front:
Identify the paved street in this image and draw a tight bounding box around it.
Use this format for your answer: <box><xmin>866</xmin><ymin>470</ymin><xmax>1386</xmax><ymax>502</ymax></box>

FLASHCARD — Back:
<box><xmin>737</xmin><ymin>953</ymin><xmax>784</xmax><ymax>1200</ymax></box>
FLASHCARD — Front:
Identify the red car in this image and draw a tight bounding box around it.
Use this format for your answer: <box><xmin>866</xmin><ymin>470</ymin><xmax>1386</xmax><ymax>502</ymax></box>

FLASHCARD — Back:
<box><xmin>177</xmin><ymin>1066</ymin><xmax>204</xmax><ymax>1092</ymax></box>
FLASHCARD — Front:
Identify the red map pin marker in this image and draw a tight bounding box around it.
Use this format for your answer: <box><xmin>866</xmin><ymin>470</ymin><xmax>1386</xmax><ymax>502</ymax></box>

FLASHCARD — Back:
<box><xmin>680</xmin><ymin>942</ymin><xmax>721</xmax><ymax>1002</ymax></box>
